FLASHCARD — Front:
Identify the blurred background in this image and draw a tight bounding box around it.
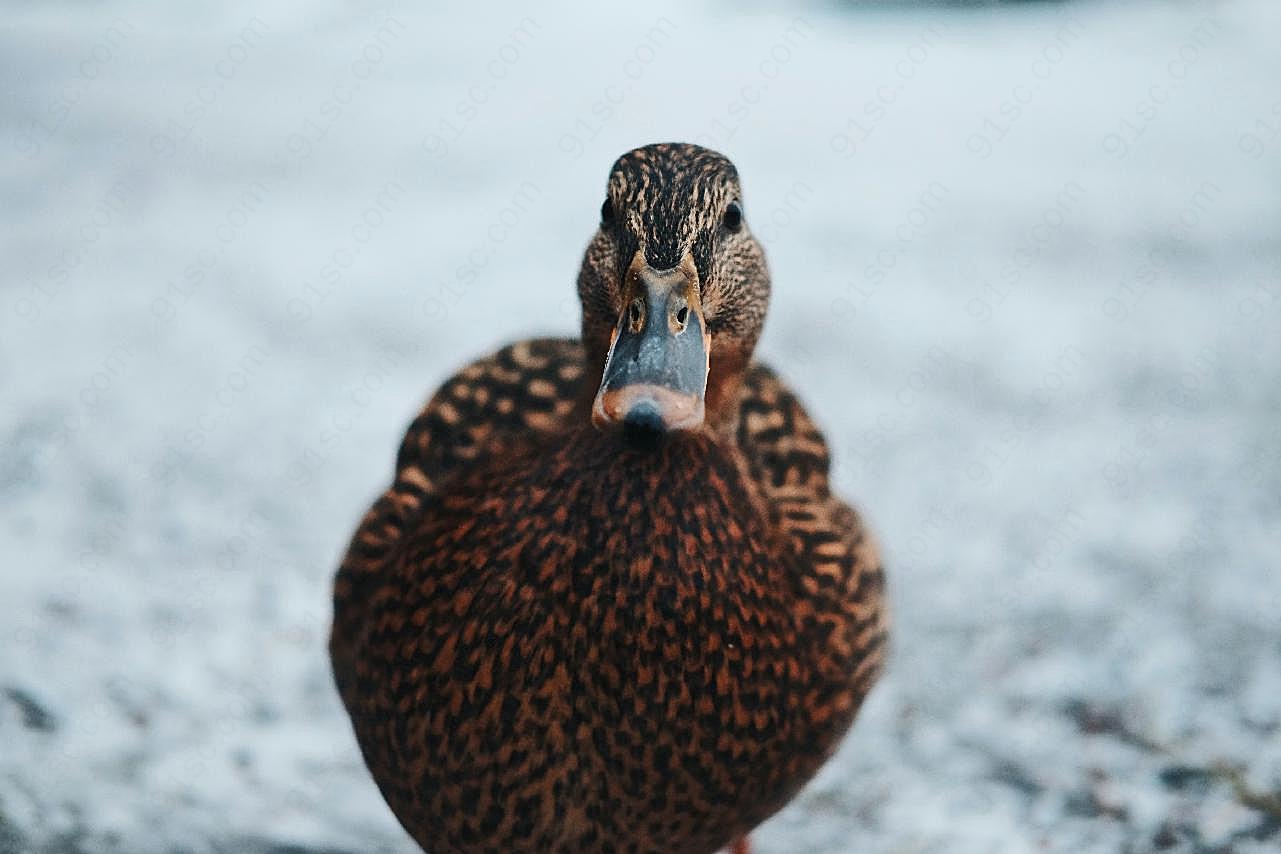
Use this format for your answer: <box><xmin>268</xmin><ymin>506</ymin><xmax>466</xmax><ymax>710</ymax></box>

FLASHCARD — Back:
<box><xmin>3</xmin><ymin>0</ymin><xmax>1280</xmax><ymax>851</ymax></box>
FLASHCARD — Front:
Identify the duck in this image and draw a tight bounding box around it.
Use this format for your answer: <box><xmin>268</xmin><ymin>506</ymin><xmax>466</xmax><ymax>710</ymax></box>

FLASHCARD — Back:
<box><xmin>329</xmin><ymin>142</ymin><xmax>887</xmax><ymax>854</ymax></box>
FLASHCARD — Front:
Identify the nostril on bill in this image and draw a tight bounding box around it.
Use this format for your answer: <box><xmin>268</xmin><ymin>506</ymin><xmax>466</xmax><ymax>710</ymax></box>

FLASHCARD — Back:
<box><xmin>629</xmin><ymin>298</ymin><xmax>645</xmax><ymax>332</ymax></box>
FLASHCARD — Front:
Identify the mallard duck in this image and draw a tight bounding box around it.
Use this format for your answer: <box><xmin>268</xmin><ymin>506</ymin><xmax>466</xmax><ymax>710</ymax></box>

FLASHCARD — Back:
<box><xmin>330</xmin><ymin>143</ymin><xmax>887</xmax><ymax>854</ymax></box>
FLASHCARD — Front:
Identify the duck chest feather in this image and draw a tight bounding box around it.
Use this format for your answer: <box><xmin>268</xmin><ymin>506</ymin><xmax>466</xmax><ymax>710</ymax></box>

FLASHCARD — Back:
<box><xmin>347</xmin><ymin>430</ymin><xmax>863</xmax><ymax>852</ymax></box>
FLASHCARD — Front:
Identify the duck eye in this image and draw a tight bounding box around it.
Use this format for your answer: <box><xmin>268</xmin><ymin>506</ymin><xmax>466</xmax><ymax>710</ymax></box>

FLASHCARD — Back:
<box><xmin>723</xmin><ymin>201</ymin><xmax>743</xmax><ymax>233</ymax></box>
<box><xmin>600</xmin><ymin>197</ymin><xmax>615</xmax><ymax>226</ymax></box>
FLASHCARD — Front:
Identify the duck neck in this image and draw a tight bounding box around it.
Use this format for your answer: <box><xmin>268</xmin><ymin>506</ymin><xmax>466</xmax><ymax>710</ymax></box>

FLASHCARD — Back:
<box><xmin>703</xmin><ymin>340</ymin><xmax>751</xmax><ymax>438</ymax></box>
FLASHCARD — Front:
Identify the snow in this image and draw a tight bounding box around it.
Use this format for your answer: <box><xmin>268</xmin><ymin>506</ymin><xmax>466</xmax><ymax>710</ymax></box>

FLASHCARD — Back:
<box><xmin>2</xmin><ymin>0</ymin><xmax>1280</xmax><ymax>851</ymax></box>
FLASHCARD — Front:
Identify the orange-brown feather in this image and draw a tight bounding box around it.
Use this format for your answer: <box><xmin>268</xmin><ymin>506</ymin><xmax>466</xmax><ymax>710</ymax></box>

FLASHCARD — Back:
<box><xmin>330</xmin><ymin>337</ymin><xmax>885</xmax><ymax>854</ymax></box>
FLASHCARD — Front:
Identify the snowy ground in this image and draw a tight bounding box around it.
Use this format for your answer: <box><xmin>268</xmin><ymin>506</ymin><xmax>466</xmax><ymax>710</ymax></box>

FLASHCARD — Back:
<box><xmin>3</xmin><ymin>0</ymin><xmax>1280</xmax><ymax>851</ymax></box>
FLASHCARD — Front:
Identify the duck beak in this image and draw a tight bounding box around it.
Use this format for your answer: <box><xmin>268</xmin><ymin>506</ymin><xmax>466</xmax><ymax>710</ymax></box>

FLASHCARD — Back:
<box><xmin>592</xmin><ymin>256</ymin><xmax>709</xmax><ymax>439</ymax></box>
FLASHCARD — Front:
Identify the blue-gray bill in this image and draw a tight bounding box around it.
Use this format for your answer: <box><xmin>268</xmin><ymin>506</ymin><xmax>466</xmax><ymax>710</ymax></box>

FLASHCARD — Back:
<box><xmin>592</xmin><ymin>262</ymin><xmax>709</xmax><ymax>442</ymax></box>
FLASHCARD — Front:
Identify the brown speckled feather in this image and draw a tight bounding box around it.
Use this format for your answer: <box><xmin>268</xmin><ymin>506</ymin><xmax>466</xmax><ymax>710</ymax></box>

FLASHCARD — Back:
<box><xmin>331</xmin><ymin>337</ymin><xmax>886</xmax><ymax>854</ymax></box>
<box><xmin>331</xmin><ymin>143</ymin><xmax>886</xmax><ymax>854</ymax></box>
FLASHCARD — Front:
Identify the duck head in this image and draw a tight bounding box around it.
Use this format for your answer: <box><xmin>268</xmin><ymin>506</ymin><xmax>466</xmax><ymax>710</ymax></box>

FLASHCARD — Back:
<box><xmin>579</xmin><ymin>143</ymin><xmax>770</xmax><ymax>446</ymax></box>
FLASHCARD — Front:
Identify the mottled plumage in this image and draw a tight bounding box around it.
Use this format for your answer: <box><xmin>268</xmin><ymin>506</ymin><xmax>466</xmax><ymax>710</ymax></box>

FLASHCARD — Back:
<box><xmin>330</xmin><ymin>144</ymin><xmax>887</xmax><ymax>854</ymax></box>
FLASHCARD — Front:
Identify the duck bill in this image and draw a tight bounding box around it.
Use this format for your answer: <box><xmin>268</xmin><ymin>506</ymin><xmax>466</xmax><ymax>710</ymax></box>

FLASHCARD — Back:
<box><xmin>592</xmin><ymin>260</ymin><xmax>709</xmax><ymax>436</ymax></box>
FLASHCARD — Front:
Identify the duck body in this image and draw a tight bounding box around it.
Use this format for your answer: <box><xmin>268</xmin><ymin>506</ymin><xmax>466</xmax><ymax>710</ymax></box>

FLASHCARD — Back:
<box><xmin>331</xmin><ymin>145</ymin><xmax>886</xmax><ymax>854</ymax></box>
